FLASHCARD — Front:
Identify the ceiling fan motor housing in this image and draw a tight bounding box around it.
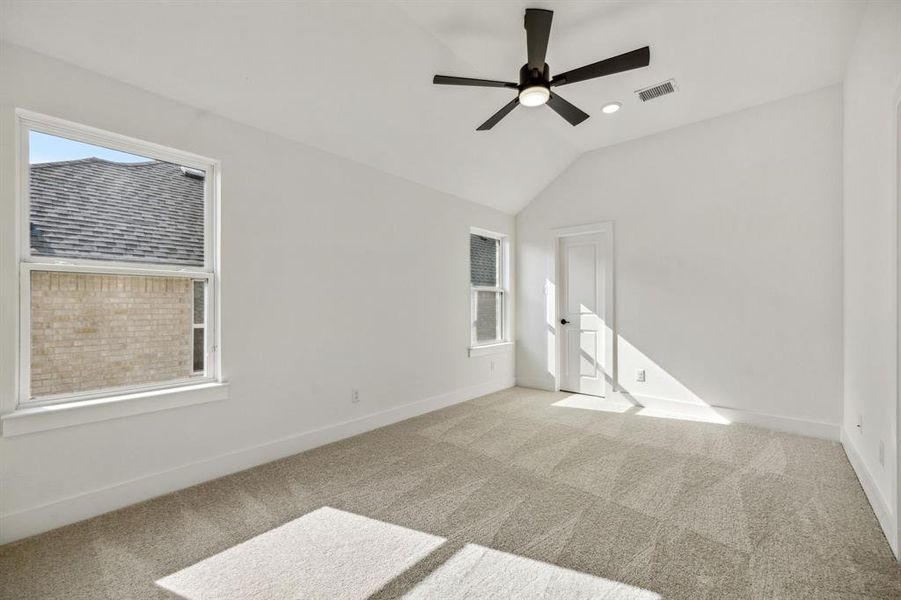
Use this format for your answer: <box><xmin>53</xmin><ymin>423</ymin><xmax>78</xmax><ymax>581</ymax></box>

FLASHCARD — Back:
<box><xmin>519</xmin><ymin>63</ymin><xmax>550</xmax><ymax>91</ymax></box>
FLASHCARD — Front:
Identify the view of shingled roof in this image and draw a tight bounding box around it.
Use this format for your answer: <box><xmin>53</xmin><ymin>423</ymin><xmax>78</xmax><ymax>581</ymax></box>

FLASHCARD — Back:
<box><xmin>30</xmin><ymin>158</ymin><xmax>204</xmax><ymax>266</ymax></box>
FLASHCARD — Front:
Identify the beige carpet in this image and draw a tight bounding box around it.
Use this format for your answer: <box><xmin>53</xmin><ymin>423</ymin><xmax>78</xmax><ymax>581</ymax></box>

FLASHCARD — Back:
<box><xmin>1</xmin><ymin>387</ymin><xmax>898</xmax><ymax>599</ymax></box>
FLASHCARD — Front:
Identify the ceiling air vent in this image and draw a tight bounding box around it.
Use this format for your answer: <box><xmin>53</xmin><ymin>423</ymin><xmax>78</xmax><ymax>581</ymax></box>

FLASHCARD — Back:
<box><xmin>635</xmin><ymin>79</ymin><xmax>677</xmax><ymax>102</ymax></box>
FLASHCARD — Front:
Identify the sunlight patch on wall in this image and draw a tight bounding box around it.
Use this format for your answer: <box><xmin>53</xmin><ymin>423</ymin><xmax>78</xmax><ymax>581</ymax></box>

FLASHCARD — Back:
<box><xmin>618</xmin><ymin>335</ymin><xmax>730</xmax><ymax>423</ymax></box>
<box><xmin>545</xmin><ymin>279</ymin><xmax>556</xmax><ymax>378</ymax></box>
<box><xmin>617</xmin><ymin>335</ymin><xmax>709</xmax><ymax>406</ymax></box>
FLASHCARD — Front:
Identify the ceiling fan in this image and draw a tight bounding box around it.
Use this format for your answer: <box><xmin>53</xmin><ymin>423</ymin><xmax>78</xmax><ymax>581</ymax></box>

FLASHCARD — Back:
<box><xmin>433</xmin><ymin>8</ymin><xmax>650</xmax><ymax>130</ymax></box>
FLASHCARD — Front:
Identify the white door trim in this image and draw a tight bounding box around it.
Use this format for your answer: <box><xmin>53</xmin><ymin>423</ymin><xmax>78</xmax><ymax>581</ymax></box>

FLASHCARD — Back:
<box><xmin>549</xmin><ymin>222</ymin><xmax>616</xmax><ymax>395</ymax></box>
<box><xmin>894</xmin><ymin>91</ymin><xmax>901</xmax><ymax>560</ymax></box>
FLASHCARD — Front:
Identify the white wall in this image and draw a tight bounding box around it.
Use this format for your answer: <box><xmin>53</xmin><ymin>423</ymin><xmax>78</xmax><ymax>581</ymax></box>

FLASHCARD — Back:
<box><xmin>842</xmin><ymin>0</ymin><xmax>901</xmax><ymax>558</ymax></box>
<box><xmin>517</xmin><ymin>86</ymin><xmax>843</xmax><ymax>433</ymax></box>
<box><xmin>0</xmin><ymin>44</ymin><xmax>514</xmax><ymax>543</ymax></box>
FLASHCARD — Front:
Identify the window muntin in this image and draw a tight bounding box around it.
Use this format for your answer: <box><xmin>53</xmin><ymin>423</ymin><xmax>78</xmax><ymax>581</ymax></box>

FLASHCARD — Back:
<box><xmin>18</xmin><ymin>113</ymin><xmax>219</xmax><ymax>406</ymax></box>
<box><xmin>470</xmin><ymin>232</ymin><xmax>507</xmax><ymax>346</ymax></box>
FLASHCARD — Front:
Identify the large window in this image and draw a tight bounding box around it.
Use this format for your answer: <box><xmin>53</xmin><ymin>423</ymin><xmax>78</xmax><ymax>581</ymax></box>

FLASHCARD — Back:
<box><xmin>18</xmin><ymin>112</ymin><xmax>219</xmax><ymax>406</ymax></box>
<box><xmin>470</xmin><ymin>230</ymin><xmax>508</xmax><ymax>346</ymax></box>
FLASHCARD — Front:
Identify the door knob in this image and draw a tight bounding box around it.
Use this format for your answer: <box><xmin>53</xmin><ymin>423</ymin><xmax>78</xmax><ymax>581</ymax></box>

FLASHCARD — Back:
<box><xmin>560</xmin><ymin>318</ymin><xmax>570</xmax><ymax>325</ymax></box>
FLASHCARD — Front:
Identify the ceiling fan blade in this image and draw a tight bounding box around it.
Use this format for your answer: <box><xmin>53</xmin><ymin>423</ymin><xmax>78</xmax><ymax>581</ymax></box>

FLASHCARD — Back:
<box><xmin>477</xmin><ymin>98</ymin><xmax>520</xmax><ymax>131</ymax></box>
<box><xmin>551</xmin><ymin>46</ymin><xmax>650</xmax><ymax>87</ymax></box>
<box><xmin>433</xmin><ymin>75</ymin><xmax>518</xmax><ymax>88</ymax></box>
<box><xmin>546</xmin><ymin>93</ymin><xmax>590</xmax><ymax>126</ymax></box>
<box><xmin>524</xmin><ymin>8</ymin><xmax>553</xmax><ymax>72</ymax></box>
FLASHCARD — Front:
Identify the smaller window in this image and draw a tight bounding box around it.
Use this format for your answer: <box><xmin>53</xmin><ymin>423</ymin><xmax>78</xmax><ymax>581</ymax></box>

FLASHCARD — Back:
<box><xmin>470</xmin><ymin>231</ymin><xmax>508</xmax><ymax>346</ymax></box>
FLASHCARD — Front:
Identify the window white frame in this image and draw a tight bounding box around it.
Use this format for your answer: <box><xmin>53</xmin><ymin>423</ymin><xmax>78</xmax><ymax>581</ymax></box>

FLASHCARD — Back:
<box><xmin>470</xmin><ymin>227</ymin><xmax>510</xmax><ymax>348</ymax></box>
<box><xmin>14</xmin><ymin>109</ymin><xmax>222</xmax><ymax>408</ymax></box>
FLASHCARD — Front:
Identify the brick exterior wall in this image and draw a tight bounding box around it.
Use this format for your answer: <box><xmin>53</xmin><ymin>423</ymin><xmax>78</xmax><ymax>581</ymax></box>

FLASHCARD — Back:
<box><xmin>30</xmin><ymin>272</ymin><xmax>194</xmax><ymax>398</ymax></box>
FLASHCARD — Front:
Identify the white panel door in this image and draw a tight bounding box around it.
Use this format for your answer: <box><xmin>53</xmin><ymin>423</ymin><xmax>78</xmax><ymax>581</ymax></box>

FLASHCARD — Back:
<box><xmin>559</xmin><ymin>232</ymin><xmax>608</xmax><ymax>397</ymax></box>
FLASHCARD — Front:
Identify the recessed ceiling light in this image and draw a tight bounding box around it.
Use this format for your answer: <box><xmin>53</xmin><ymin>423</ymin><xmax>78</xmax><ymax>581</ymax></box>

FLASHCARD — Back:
<box><xmin>601</xmin><ymin>102</ymin><xmax>622</xmax><ymax>114</ymax></box>
<box><xmin>518</xmin><ymin>85</ymin><xmax>550</xmax><ymax>107</ymax></box>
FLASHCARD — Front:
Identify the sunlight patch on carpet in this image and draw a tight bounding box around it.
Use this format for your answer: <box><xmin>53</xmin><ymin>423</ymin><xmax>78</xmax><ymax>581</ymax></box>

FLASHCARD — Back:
<box><xmin>156</xmin><ymin>507</ymin><xmax>444</xmax><ymax>599</ymax></box>
<box><xmin>403</xmin><ymin>543</ymin><xmax>661</xmax><ymax>599</ymax></box>
<box><xmin>552</xmin><ymin>393</ymin><xmax>633</xmax><ymax>413</ymax></box>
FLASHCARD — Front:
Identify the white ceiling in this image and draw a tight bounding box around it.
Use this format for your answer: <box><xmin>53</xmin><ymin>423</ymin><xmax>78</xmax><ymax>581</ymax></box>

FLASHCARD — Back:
<box><xmin>0</xmin><ymin>1</ymin><xmax>864</xmax><ymax>213</ymax></box>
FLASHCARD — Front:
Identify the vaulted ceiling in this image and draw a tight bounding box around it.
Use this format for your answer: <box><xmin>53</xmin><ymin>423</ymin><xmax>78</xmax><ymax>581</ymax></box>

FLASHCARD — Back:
<box><xmin>0</xmin><ymin>1</ymin><xmax>864</xmax><ymax>213</ymax></box>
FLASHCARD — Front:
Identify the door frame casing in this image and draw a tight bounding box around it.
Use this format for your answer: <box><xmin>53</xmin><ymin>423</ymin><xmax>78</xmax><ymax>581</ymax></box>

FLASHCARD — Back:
<box><xmin>550</xmin><ymin>221</ymin><xmax>616</xmax><ymax>396</ymax></box>
<box><xmin>894</xmin><ymin>92</ymin><xmax>901</xmax><ymax>560</ymax></box>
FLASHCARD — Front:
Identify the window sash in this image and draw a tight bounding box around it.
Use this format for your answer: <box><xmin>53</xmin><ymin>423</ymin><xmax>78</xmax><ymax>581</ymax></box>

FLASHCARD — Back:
<box><xmin>16</xmin><ymin>110</ymin><xmax>220</xmax><ymax>408</ymax></box>
<box><xmin>18</xmin><ymin>110</ymin><xmax>217</xmax><ymax>272</ymax></box>
<box><xmin>471</xmin><ymin>289</ymin><xmax>505</xmax><ymax>345</ymax></box>
<box><xmin>19</xmin><ymin>264</ymin><xmax>218</xmax><ymax>406</ymax></box>
<box><xmin>470</xmin><ymin>235</ymin><xmax>501</xmax><ymax>288</ymax></box>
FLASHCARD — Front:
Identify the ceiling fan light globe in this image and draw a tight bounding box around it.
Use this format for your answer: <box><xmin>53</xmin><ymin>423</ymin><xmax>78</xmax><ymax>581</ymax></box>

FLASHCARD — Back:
<box><xmin>519</xmin><ymin>86</ymin><xmax>550</xmax><ymax>107</ymax></box>
<box><xmin>601</xmin><ymin>102</ymin><xmax>622</xmax><ymax>114</ymax></box>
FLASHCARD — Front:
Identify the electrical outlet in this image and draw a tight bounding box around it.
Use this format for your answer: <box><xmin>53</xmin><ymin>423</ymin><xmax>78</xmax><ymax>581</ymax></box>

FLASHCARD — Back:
<box><xmin>635</xmin><ymin>369</ymin><xmax>646</xmax><ymax>383</ymax></box>
<box><xmin>879</xmin><ymin>441</ymin><xmax>884</xmax><ymax>466</ymax></box>
<box><xmin>351</xmin><ymin>389</ymin><xmax>360</xmax><ymax>403</ymax></box>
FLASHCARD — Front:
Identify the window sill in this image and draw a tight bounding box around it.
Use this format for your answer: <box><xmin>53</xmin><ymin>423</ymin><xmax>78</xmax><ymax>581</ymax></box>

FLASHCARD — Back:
<box><xmin>468</xmin><ymin>342</ymin><xmax>514</xmax><ymax>358</ymax></box>
<box><xmin>1</xmin><ymin>382</ymin><xmax>228</xmax><ymax>437</ymax></box>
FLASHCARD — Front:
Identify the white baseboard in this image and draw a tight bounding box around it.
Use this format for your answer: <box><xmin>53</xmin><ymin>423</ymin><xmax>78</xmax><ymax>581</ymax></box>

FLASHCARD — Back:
<box><xmin>0</xmin><ymin>377</ymin><xmax>515</xmax><ymax>545</ymax></box>
<box><xmin>708</xmin><ymin>404</ymin><xmax>839</xmax><ymax>440</ymax></box>
<box><xmin>515</xmin><ymin>376</ymin><xmax>554</xmax><ymax>391</ymax></box>
<box><xmin>840</xmin><ymin>428</ymin><xmax>898</xmax><ymax>559</ymax></box>
<box><xmin>513</xmin><ymin>383</ymin><xmax>839</xmax><ymax>440</ymax></box>
<box><xmin>615</xmin><ymin>391</ymin><xmax>841</xmax><ymax>440</ymax></box>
